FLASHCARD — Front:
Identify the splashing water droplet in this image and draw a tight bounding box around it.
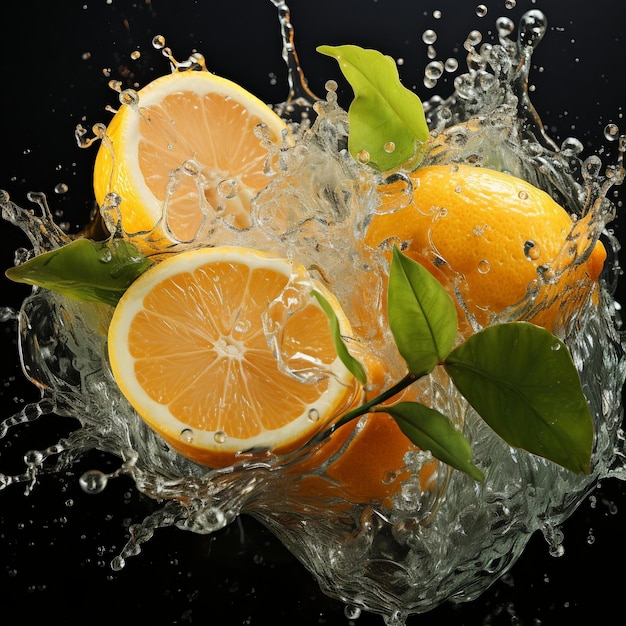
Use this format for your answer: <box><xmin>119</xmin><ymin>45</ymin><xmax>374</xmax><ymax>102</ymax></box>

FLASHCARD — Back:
<box><xmin>180</xmin><ymin>428</ymin><xmax>194</xmax><ymax>443</ymax></box>
<box><xmin>422</xmin><ymin>29</ymin><xmax>437</xmax><ymax>45</ymax></box>
<box><xmin>307</xmin><ymin>408</ymin><xmax>320</xmax><ymax>422</ymax></box>
<box><xmin>79</xmin><ymin>470</ymin><xmax>109</xmax><ymax>494</ymax></box>
<box><xmin>604</xmin><ymin>123</ymin><xmax>620</xmax><ymax>142</ymax></box>
<box><xmin>345</xmin><ymin>604</ymin><xmax>362</xmax><ymax>620</ymax></box>
<box><xmin>505</xmin><ymin>0</ymin><xmax>517</xmax><ymax>8</ymax></box>
<box><xmin>54</xmin><ymin>183</ymin><xmax>68</xmax><ymax>195</ymax></box>
<box><xmin>475</xmin><ymin>4</ymin><xmax>488</xmax><ymax>17</ymax></box>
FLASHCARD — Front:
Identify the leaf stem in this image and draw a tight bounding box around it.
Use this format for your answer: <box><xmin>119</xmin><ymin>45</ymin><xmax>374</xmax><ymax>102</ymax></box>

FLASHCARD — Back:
<box><xmin>312</xmin><ymin>372</ymin><xmax>419</xmax><ymax>447</ymax></box>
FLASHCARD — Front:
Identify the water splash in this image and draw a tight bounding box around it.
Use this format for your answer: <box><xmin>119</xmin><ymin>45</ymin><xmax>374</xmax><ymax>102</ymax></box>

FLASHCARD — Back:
<box><xmin>1</xmin><ymin>5</ymin><xmax>625</xmax><ymax>625</ymax></box>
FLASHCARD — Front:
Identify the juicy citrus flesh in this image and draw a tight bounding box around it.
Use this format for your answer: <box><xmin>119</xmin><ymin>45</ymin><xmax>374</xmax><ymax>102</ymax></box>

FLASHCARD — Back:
<box><xmin>366</xmin><ymin>163</ymin><xmax>606</xmax><ymax>332</ymax></box>
<box><xmin>107</xmin><ymin>246</ymin><xmax>358</xmax><ymax>467</ymax></box>
<box><xmin>93</xmin><ymin>70</ymin><xmax>286</xmax><ymax>248</ymax></box>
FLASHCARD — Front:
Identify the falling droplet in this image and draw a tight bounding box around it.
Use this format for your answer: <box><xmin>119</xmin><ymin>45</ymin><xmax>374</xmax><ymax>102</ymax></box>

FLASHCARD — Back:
<box><xmin>475</xmin><ymin>4</ymin><xmax>488</xmax><ymax>17</ymax></box>
<box><xmin>422</xmin><ymin>29</ymin><xmax>437</xmax><ymax>45</ymax></box>
<box><xmin>604</xmin><ymin>123</ymin><xmax>620</xmax><ymax>141</ymax></box>
<box><xmin>79</xmin><ymin>470</ymin><xmax>109</xmax><ymax>494</ymax></box>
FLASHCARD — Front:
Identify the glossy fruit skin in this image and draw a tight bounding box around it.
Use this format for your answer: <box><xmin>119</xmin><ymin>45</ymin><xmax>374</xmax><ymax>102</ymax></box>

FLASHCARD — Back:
<box><xmin>366</xmin><ymin>163</ymin><xmax>606</xmax><ymax>332</ymax></box>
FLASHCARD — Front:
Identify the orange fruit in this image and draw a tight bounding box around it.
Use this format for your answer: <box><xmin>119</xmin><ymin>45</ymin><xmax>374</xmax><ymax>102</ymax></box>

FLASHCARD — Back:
<box><xmin>107</xmin><ymin>245</ymin><xmax>359</xmax><ymax>467</ymax></box>
<box><xmin>291</xmin><ymin>352</ymin><xmax>439</xmax><ymax>506</ymax></box>
<box><xmin>365</xmin><ymin>163</ymin><xmax>606</xmax><ymax>332</ymax></box>
<box><xmin>93</xmin><ymin>69</ymin><xmax>286</xmax><ymax>250</ymax></box>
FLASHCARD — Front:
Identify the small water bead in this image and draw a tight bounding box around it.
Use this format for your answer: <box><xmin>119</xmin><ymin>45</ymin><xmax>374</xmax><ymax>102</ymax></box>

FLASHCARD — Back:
<box><xmin>217</xmin><ymin>178</ymin><xmax>239</xmax><ymax>199</ymax></box>
<box><xmin>518</xmin><ymin>189</ymin><xmax>529</xmax><ymax>201</ymax></box>
<box><xmin>79</xmin><ymin>470</ymin><xmax>108</xmax><ymax>494</ymax></box>
<box><xmin>307</xmin><ymin>408</ymin><xmax>320</xmax><ymax>422</ymax></box>
<box><xmin>383</xmin><ymin>142</ymin><xmax>396</xmax><ymax>154</ymax></box>
<box><xmin>357</xmin><ymin>149</ymin><xmax>371</xmax><ymax>164</ymax></box>
<box><xmin>54</xmin><ymin>183</ymin><xmax>68</xmax><ymax>195</ymax></box>
<box><xmin>152</xmin><ymin>34</ymin><xmax>166</xmax><ymax>50</ymax></box>
<box><xmin>477</xmin><ymin>259</ymin><xmax>490</xmax><ymax>274</ymax></box>
<box><xmin>475</xmin><ymin>4</ymin><xmax>488</xmax><ymax>17</ymax></box>
<box><xmin>444</xmin><ymin>57</ymin><xmax>459</xmax><ymax>73</ymax></box>
<box><xmin>130</xmin><ymin>50</ymin><xmax>141</xmax><ymax>61</ymax></box>
<box><xmin>425</xmin><ymin>61</ymin><xmax>444</xmax><ymax>81</ymax></box>
<box><xmin>344</xmin><ymin>604</ymin><xmax>362</xmax><ymax>620</ymax></box>
<box><xmin>496</xmin><ymin>17</ymin><xmax>515</xmax><ymax>38</ymax></box>
<box><xmin>524</xmin><ymin>240</ymin><xmax>541</xmax><ymax>261</ymax></box>
<box><xmin>505</xmin><ymin>0</ymin><xmax>517</xmax><ymax>8</ymax></box>
<box><xmin>422</xmin><ymin>29</ymin><xmax>437</xmax><ymax>45</ymax></box>
<box><xmin>180</xmin><ymin>428</ymin><xmax>194</xmax><ymax>444</ymax></box>
<box><xmin>181</xmin><ymin>159</ymin><xmax>201</xmax><ymax>176</ymax></box>
<box><xmin>119</xmin><ymin>89</ymin><xmax>140</xmax><ymax>107</ymax></box>
<box><xmin>604</xmin><ymin>123</ymin><xmax>620</xmax><ymax>141</ymax></box>
<box><xmin>432</xmin><ymin>10</ymin><xmax>442</xmax><ymax>19</ymax></box>
<box><xmin>214</xmin><ymin>430</ymin><xmax>227</xmax><ymax>444</ymax></box>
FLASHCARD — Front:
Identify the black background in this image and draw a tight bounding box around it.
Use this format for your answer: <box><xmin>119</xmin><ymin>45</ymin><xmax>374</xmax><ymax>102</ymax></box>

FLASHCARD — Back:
<box><xmin>1</xmin><ymin>1</ymin><xmax>625</xmax><ymax>625</ymax></box>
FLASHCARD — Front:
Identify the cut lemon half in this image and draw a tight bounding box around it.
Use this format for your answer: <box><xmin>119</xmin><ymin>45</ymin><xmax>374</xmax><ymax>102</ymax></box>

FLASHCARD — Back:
<box><xmin>93</xmin><ymin>70</ymin><xmax>286</xmax><ymax>249</ymax></box>
<box><xmin>107</xmin><ymin>246</ymin><xmax>359</xmax><ymax>467</ymax></box>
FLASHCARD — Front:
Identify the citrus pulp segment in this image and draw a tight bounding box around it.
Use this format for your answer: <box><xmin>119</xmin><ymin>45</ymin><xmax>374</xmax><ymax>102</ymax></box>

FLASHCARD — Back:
<box><xmin>93</xmin><ymin>70</ymin><xmax>286</xmax><ymax>249</ymax></box>
<box><xmin>107</xmin><ymin>246</ymin><xmax>358</xmax><ymax>467</ymax></box>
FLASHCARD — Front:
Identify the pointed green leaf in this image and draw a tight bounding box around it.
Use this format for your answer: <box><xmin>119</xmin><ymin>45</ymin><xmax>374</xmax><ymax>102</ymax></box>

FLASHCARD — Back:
<box><xmin>317</xmin><ymin>44</ymin><xmax>428</xmax><ymax>172</ymax></box>
<box><xmin>311</xmin><ymin>289</ymin><xmax>367</xmax><ymax>384</ymax></box>
<box><xmin>387</xmin><ymin>246</ymin><xmax>458</xmax><ymax>376</ymax></box>
<box><xmin>444</xmin><ymin>322</ymin><xmax>593</xmax><ymax>474</ymax></box>
<box><xmin>5</xmin><ymin>238</ymin><xmax>152</xmax><ymax>307</ymax></box>
<box><xmin>384</xmin><ymin>402</ymin><xmax>484</xmax><ymax>481</ymax></box>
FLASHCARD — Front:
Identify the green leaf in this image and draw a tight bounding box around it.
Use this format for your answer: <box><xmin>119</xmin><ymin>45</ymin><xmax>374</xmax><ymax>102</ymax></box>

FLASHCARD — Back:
<box><xmin>444</xmin><ymin>322</ymin><xmax>593</xmax><ymax>474</ymax></box>
<box><xmin>317</xmin><ymin>44</ymin><xmax>428</xmax><ymax>172</ymax></box>
<box><xmin>311</xmin><ymin>289</ymin><xmax>367</xmax><ymax>384</ymax></box>
<box><xmin>384</xmin><ymin>402</ymin><xmax>484</xmax><ymax>481</ymax></box>
<box><xmin>388</xmin><ymin>246</ymin><xmax>458</xmax><ymax>376</ymax></box>
<box><xmin>5</xmin><ymin>238</ymin><xmax>152</xmax><ymax>307</ymax></box>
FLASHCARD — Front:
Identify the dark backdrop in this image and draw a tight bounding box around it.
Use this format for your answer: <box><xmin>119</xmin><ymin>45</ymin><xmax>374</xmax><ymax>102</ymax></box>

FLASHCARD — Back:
<box><xmin>1</xmin><ymin>1</ymin><xmax>624</xmax><ymax>625</ymax></box>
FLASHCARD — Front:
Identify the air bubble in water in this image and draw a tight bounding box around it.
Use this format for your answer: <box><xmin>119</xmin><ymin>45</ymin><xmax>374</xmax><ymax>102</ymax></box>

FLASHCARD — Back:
<box><xmin>79</xmin><ymin>470</ymin><xmax>109</xmax><ymax>494</ymax></box>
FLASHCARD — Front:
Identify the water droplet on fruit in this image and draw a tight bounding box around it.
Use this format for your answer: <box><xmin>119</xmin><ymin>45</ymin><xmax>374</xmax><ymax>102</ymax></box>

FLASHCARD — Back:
<box><xmin>308</xmin><ymin>408</ymin><xmax>320</xmax><ymax>422</ymax></box>
<box><xmin>524</xmin><ymin>240</ymin><xmax>541</xmax><ymax>260</ymax></box>
<box><xmin>383</xmin><ymin>141</ymin><xmax>396</xmax><ymax>154</ymax></box>
<box><xmin>518</xmin><ymin>190</ymin><xmax>529</xmax><ymax>200</ymax></box>
<box><xmin>180</xmin><ymin>428</ymin><xmax>194</xmax><ymax>443</ymax></box>
<box><xmin>477</xmin><ymin>259</ymin><xmax>490</xmax><ymax>274</ymax></box>
<box><xmin>214</xmin><ymin>431</ymin><xmax>227</xmax><ymax>444</ymax></box>
<box><xmin>422</xmin><ymin>29</ymin><xmax>437</xmax><ymax>45</ymax></box>
<box><xmin>217</xmin><ymin>178</ymin><xmax>239</xmax><ymax>199</ymax></box>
